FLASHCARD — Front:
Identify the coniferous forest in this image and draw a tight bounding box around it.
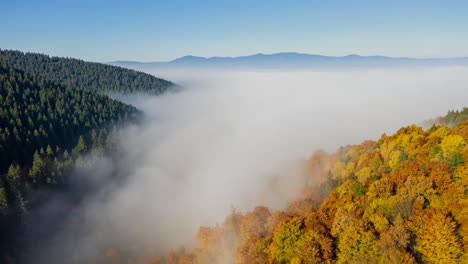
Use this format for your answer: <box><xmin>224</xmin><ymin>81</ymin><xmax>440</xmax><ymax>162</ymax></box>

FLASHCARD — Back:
<box><xmin>0</xmin><ymin>64</ymin><xmax>138</xmax><ymax>172</ymax></box>
<box><xmin>0</xmin><ymin>50</ymin><xmax>174</xmax><ymax>94</ymax></box>
<box><xmin>425</xmin><ymin>108</ymin><xmax>468</xmax><ymax>128</ymax></box>
<box><xmin>0</xmin><ymin>50</ymin><xmax>174</xmax><ymax>262</ymax></box>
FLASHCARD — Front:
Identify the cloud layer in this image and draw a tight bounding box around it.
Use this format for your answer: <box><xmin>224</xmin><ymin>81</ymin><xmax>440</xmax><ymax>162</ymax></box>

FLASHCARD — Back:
<box><xmin>29</xmin><ymin>67</ymin><xmax>468</xmax><ymax>263</ymax></box>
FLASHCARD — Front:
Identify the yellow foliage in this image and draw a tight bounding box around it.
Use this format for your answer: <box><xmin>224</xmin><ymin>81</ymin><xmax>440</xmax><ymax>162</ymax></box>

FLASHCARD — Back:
<box><xmin>368</xmin><ymin>213</ymin><xmax>390</xmax><ymax>232</ymax></box>
<box><xmin>356</xmin><ymin>167</ymin><xmax>372</xmax><ymax>183</ymax></box>
<box><xmin>331</xmin><ymin>212</ymin><xmax>359</xmax><ymax>237</ymax></box>
<box><xmin>380</xmin><ymin>140</ymin><xmax>397</xmax><ymax>161</ymax></box>
<box><xmin>336</xmin><ymin>221</ymin><xmax>377</xmax><ymax>263</ymax></box>
<box><xmin>364</xmin><ymin>197</ymin><xmax>401</xmax><ymax>221</ymax></box>
<box><xmin>367</xmin><ymin>177</ymin><xmax>393</xmax><ymax>199</ymax></box>
<box><xmin>370</xmin><ymin>154</ymin><xmax>383</xmax><ymax>171</ymax></box>
<box><xmin>398</xmin><ymin>174</ymin><xmax>434</xmax><ymax>200</ymax></box>
<box><xmin>292</xmin><ymin>230</ymin><xmax>324</xmax><ymax>264</ymax></box>
<box><xmin>441</xmin><ymin>134</ymin><xmax>465</xmax><ymax>154</ymax></box>
<box><xmin>454</xmin><ymin>165</ymin><xmax>468</xmax><ymax>179</ymax></box>
<box><xmin>428</xmin><ymin>194</ymin><xmax>446</xmax><ymax>209</ymax></box>
<box><xmin>409</xmin><ymin>209</ymin><xmax>463</xmax><ymax>263</ymax></box>
<box><xmin>268</xmin><ymin>217</ymin><xmax>304</xmax><ymax>263</ymax></box>
<box><xmin>332</xmin><ymin>161</ymin><xmax>346</xmax><ymax>181</ymax></box>
<box><xmin>388</xmin><ymin>150</ymin><xmax>402</xmax><ymax>169</ymax></box>
<box><xmin>429</xmin><ymin>126</ymin><xmax>451</xmax><ymax>138</ymax></box>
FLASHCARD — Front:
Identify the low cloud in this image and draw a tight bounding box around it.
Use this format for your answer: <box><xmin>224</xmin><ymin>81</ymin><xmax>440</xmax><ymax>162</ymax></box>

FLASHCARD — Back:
<box><xmin>27</xmin><ymin>66</ymin><xmax>468</xmax><ymax>263</ymax></box>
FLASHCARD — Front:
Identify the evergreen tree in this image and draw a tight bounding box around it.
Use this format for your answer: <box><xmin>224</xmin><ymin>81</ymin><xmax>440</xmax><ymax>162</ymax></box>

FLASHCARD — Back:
<box><xmin>7</xmin><ymin>164</ymin><xmax>22</xmax><ymax>187</ymax></box>
<box><xmin>29</xmin><ymin>151</ymin><xmax>46</xmax><ymax>183</ymax></box>
<box><xmin>73</xmin><ymin>136</ymin><xmax>87</xmax><ymax>154</ymax></box>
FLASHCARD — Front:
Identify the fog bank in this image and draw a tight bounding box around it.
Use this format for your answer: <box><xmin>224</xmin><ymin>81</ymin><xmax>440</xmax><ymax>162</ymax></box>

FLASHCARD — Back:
<box><xmin>32</xmin><ymin>67</ymin><xmax>468</xmax><ymax>263</ymax></box>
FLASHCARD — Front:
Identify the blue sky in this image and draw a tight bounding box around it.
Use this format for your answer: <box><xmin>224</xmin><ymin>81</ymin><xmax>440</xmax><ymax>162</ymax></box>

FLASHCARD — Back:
<box><xmin>1</xmin><ymin>0</ymin><xmax>468</xmax><ymax>62</ymax></box>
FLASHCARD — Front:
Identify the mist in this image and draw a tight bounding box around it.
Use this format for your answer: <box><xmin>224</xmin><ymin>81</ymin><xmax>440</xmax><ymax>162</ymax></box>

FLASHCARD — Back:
<box><xmin>28</xmin><ymin>67</ymin><xmax>468</xmax><ymax>263</ymax></box>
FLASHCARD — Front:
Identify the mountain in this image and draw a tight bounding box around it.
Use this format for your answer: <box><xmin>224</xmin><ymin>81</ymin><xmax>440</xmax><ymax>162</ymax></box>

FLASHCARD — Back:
<box><xmin>108</xmin><ymin>52</ymin><xmax>468</xmax><ymax>71</ymax></box>
<box><xmin>0</xmin><ymin>50</ymin><xmax>174</xmax><ymax>94</ymax></box>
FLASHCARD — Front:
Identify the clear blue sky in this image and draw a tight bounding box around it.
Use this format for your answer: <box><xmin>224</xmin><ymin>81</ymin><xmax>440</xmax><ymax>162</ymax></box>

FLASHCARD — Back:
<box><xmin>2</xmin><ymin>0</ymin><xmax>468</xmax><ymax>62</ymax></box>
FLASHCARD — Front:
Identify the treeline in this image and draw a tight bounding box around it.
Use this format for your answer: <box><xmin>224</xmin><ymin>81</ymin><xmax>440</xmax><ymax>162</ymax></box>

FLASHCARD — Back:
<box><xmin>0</xmin><ymin>50</ymin><xmax>174</xmax><ymax>94</ymax></box>
<box><xmin>107</xmin><ymin>115</ymin><xmax>466</xmax><ymax>263</ymax></box>
<box><xmin>425</xmin><ymin>107</ymin><xmax>468</xmax><ymax>128</ymax></box>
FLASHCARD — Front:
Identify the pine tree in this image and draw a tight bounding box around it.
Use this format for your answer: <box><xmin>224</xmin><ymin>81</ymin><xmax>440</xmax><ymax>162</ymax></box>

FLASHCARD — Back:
<box><xmin>29</xmin><ymin>151</ymin><xmax>46</xmax><ymax>183</ymax></box>
<box><xmin>7</xmin><ymin>163</ymin><xmax>22</xmax><ymax>187</ymax></box>
<box><xmin>46</xmin><ymin>144</ymin><xmax>54</xmax><ymax>156</ymax></box>
<box><xmin>73</xmin><ymin>135</ymin><xmax>87</xmax><ymax>154</ymax></box>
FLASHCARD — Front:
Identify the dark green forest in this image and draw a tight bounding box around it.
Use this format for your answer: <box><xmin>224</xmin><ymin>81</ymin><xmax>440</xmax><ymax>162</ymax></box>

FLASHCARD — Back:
<box><xmin>0</xmin><ymin>50</ymin><xmax>174</xmax><ymax>94</ymax></box>
<box><xmin>0</xmin><ymin>64</ymin><xmax>138</xmax><ymax>172</ymax></box>
<box><xmin>0</xmin><ymin>51</ymin><xmax>175</xmax><ymax>263</ymax></box>
<box><xmin>0</xmin><ymin>63</ymin><xmax>138</xmax><ymax>241</ymax></box>
<box><xmin>427</xmin><ymin>108</ymin><xmax>468</xmax><ymax>128</ymax></box>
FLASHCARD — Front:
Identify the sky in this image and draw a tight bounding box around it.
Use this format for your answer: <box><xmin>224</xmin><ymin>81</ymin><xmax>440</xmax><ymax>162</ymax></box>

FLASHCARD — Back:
<box><xmin>1</xmin><ymin>0</ymin><xmax>468</xmax><ymax>62</ymax></box>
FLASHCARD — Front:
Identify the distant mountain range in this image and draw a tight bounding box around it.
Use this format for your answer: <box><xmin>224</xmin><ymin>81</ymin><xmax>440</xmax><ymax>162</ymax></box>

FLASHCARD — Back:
<box><xmin>108</xmin><ymin>52</ymin><xmax>468</xmax><ymax>71</ymax></box>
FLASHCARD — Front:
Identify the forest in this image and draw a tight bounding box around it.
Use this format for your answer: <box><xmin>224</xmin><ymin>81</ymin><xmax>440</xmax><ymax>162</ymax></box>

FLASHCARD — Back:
<box><xmin>0</xmin><ymin>64</ymin><xmax>139</xmax><ymax>171</ymax></box>
<box><xmin>425</xmin><ymin>108</ymin><xmax>468</xmax><ymax>128</ymax></box>
<box><xmin>108</xmin><ymin>111</ymin><xmax>467</xmax><ymax>264</ymax></box>
<box><xmin>0</xmin><ymin>51</ymin><xmax>174</xmax><ymax>262</ymax></box>
<box><xmin>0</xmin><ymin>50</ymin><xmax>174</xmax><ymax>94</ymax></box>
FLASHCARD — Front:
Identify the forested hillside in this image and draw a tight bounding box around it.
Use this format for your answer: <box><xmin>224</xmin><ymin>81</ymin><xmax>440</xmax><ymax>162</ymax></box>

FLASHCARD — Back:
<box><xmin>0</xmin><ymin>64</ymin><xmax>138</xmax><ymax>173</ymax></box>
<box><xmin>0</xmin><ymin>63</ymin><xmax>137</xmax><ymax>239</ymax></box>
<box><xmin>0</xmin><ymin>55</ymin><xmax>162</xmax><ymax>262</ymax></box>
<box><xmin>141</xmin><ymin>115</ymin><xmax>468</xmax><ymax>263</ymax></box>
<box><xmin>425</xmin><ymin>108</ymin><xmax>468</xmax><ymax>128</ymax></box>
<box><xmin>0</xmin><ymin>50</ymin><xmax>174</xmax><ymax>94</ymax></box>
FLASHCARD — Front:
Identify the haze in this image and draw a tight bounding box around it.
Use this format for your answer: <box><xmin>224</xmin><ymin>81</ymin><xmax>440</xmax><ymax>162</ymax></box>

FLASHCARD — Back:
<box><xmin>30</xmin><ymin>66</ymin><xmax>468</xmax><ymax>263</ymax></box>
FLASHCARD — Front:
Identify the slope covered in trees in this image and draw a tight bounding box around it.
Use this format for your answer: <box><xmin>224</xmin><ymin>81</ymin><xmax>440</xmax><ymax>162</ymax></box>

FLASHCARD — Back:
<box><xmin>141</xmin><ymin>115</ymin><xmax>467</xmax><ymax>263</ymax></box>
<box><xmin>0</xmin><ymin>64</ymin><xmax>138</xmax><ymax>172</ymax></box>
<box><xmin>0</xmin><ymin>63</ymin><xmax>138</xmax><ymax>241</ymax></box>
<box><xmin>0</xmin><ymin>50</ymin><xmax>177</xmax><ymax>263</ymax></box>
<box><xmin>425</xmin><ymin>107</ymin><xmax>468</xmax><ymax>128</ymax></box>
<box><xmin>0</xmin><ymin>50</ymin><xmax>174</xmax><ymax>94</ymax></box>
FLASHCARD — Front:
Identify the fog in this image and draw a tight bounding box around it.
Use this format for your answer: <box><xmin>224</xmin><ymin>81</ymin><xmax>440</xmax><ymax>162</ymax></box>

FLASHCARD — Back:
<box><xmin>29</xmin><ymin>67</ymin><xmax>468</xmax><ymax>263</ymax></box>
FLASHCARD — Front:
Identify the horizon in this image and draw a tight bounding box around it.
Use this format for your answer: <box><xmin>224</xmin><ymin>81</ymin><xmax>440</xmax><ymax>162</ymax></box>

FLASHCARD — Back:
<box><xmin>2</xmin><ymin>0</ymin><xmax>468</xmax><ymax>62</ymax></box>
<box><xmin>4</xmin><ymin>48</ymin><xmax>468</xmax><ymax>64</ymax></box>
<box><xmin>108</xmin><ymin>52</ymin><xmax>468</xmax><ymax>63</ymax></box>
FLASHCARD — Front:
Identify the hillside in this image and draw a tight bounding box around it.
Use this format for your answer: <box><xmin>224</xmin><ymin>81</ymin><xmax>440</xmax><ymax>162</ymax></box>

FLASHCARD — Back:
<box><xmin>0</xmin><ymin>64</ymin><xmax>138</xmax><ymax>173</ymax></box>
<box><xmin>0</xmin><ymin>50</ymin><xmax>174</xmax><ymax>94</ymax></box>
<box><xmin>425</xmin><ymin>108</ymin><xmax>468</xmax><ymax>128</ymax></box>
<box><xmin>0</xmin><ymin>63</ymin><xmax>147</xmax><ymax>262</ymax></box>
<box><xmin>0</xmin><ymin>63</ymin><xmax>139</xmax><ymax>232</ymax></box>
<box><xmin>139</xmin><ymin>115</ymin><xmax>467</xmax><ymax>263</ymax></box>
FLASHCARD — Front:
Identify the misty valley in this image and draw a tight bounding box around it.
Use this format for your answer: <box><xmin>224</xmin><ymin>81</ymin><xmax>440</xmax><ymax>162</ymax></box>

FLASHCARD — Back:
<box><xmin>0</xmin><ymin>49</ymin><xmax>467</xmax><ymax>264</ymax></box>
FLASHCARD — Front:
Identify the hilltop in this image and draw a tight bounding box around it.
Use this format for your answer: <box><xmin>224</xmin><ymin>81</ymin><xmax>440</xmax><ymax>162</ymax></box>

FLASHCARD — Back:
<box><xmin>0</xmin><ymin>49</ymin><xmax>174</xmax><ymax>94</ymax></box>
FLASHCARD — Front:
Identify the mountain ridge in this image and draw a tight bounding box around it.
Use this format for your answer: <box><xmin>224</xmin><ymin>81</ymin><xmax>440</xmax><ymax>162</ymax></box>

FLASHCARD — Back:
<box><xmin>108</xmin><ymin>52</ymin><xmax>468</xmax><ymax>70</ymax></box>
<box><xmin>0</xmin><ymin>49</ymin><xmax>175</xmax><ymax>94</ymax></box>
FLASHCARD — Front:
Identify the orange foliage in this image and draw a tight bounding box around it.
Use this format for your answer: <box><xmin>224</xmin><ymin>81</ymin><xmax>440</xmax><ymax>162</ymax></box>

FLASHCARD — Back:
<box><xmin>158</xmin><ymin>116</ymin><xmax>467</xmax><ymax>264</ymax></box>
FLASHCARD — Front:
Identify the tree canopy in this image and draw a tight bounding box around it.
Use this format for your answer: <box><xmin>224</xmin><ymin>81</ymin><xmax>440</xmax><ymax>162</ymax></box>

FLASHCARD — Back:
<box><xmin>0</xmin><ymin>49</ymin><xmax>174</xmax><ymax>94</ymax></box>
<box><xmin>146</xmin><ymin>115</ymin><xmax>468</xmax><ymax>264</ymax></box>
